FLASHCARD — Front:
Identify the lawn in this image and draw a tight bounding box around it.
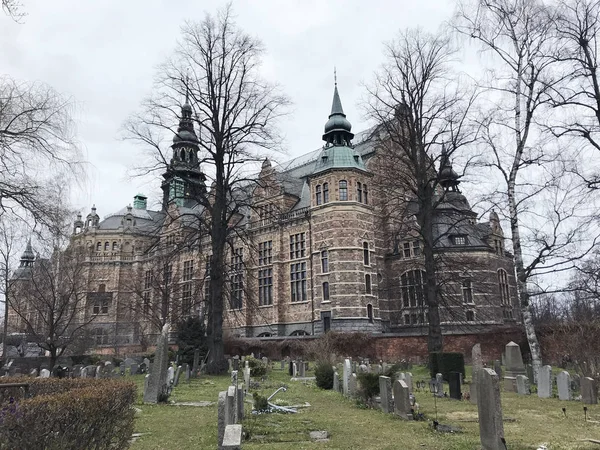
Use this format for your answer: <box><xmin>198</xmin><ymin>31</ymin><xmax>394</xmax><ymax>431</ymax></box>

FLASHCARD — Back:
<box><xmin>130</xmin><ymin>364</ymin><xmax>600</xmax><ymax>450</ymax></box>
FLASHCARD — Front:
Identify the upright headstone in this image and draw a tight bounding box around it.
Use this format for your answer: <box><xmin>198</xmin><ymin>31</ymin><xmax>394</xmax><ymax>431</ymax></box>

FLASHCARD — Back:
<box><xmin>95</xmin><ymin>365</ymin><xmax>103</xmax><ymax>379</ymax></box>
<box><xmin>477</xmin><ymin>368</ymin><xmax>504</xmax><ymax>450</ymax></box>
<box><xmin>435</xmin><ymin>373</ymin><xmax>444</xmax><ymax>396</ymax></box>
<box><xmin>349</xmin><ymin>373</ymin><xmax>357</xmax><ymax>397</ymax></box>
<box><xmin>343</xmin><ymin>359</ymin><xmax>351</xmax><ymax>397</ymax></box>
<box><xmin>298</xmin><ymin>361</ymin><xmax>305</xmax><ymax>377</ymax></box>
<box><xmin>504</xmin><ymin>341</ymin><xmax>525</xmax><ymax>392</ymax></box>
<box><xmin>405</xmin><ymin>372</ymin><xmax>413</xmax><ymax>394</ymax></box>
<box><xmin>393</xmin><ymin>379</ymin><xmax>412</xmax><ymax>419</ymax></box>
<box><xmin>236</xmin><ymin>383</ymin><xmax>244</xmax><ymax>422</ymax></box>
<box><xmin>449</xmin><ymin>371</ymin><xmax>462</xmax><ymax>400</ymax></box>
<box><xmin>167</xmin><ymin>366</ymin><xmax>175</xmax><ymax>386</ymax></box>
<box><xmin>174</xmin><ymin>365</ymin><xmax>182</xmax><ymax>387</ymax></box>
<box><xmin>29</xmin><ymin>368</ymin><xmax>38</xmax><ymax>377</ymax></box>
<box><xmin>143</xmin><ymin>374</ymin><xmax>150</xmax><ymax>397</ymax></box>
<box><xmin>143</xmin><ymin>324</ymin><xmax>170</xmax><ymax>404</ymax></box>
<box><xmin>333</xmin><ymin>371</ymin><xmax>340</xmax><ymax>393</ymax></box>
<box><xmin>40</xmin><ymin>368</ymin><xmax>50</xmax><ymax>378</ymax></box>
<box><xmin>379</xmin><ymin>376</ymin><xmax>393</xmax><ymax>414</ymax></box>
<box><xmin>581</xmin><ymin>377</ymin><xmax>598</xmax><ymax>404</ymax></box>
<box><xmin>557</xmin><ymin>371</ymin><xmax>571</xmax><ymax>401</ymax></box>
<box><xmin>217</xmin><ymin>391</ymin><xmax>227</xmax><ymax>446</ymax></box>
<box><xmin>226</xmin><ymin>386</ymin><xmax>236</xmax><ymax>426</ymax></box>
<box><xmin>243</xmin><ymin>366</ymin><xmax>250</xmax><ymax>390</ymax></box>
<box><xmin>280</xmin><ymin>360</ymin><xmax>285</xmax><ymax>371</ymax></box>
<box><xmin>516</xmin><ymin>375</ymin><xmax>530</xmax><ymax>395</ymax></box>
<box><xmin>526</xmin><ymin>364</ymin><xmax>535</xmax><ymax>385</ymax></box>
<box><xmin>537</xmin><ymin>365</ymin><xmax>552</xmax><ymax>399</ymax></box>
<box><xmin>471</xmin><ymin>343</ymin><xmax>483</xmax><ymax>404</ymax></box>
<box><xmin>130</xmin><ymin>363</ymin><xmax>139</xmax><ymax>375</ymax></box>
<box><xmin>292</xmin><ymin>362</ymin><xmax>298</xmax><ymax>377</ymax></box>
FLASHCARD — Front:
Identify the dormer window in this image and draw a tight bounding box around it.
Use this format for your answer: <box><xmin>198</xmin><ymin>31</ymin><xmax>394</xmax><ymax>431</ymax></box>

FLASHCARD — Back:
<box><xmin>322</xmin><ymin>155</ymin><xmax>328</xmax><ymax>163</ymax></box>
<box><xmin>451</xmin><ymin>235</ymin><xmax>467</xmax><ymax>245</ymax></box>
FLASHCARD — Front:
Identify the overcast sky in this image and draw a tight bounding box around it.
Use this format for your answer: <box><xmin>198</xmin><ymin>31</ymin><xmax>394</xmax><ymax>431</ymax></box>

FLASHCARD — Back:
<box><xmin>1</xmin><ymin>0</ymin><xmax>455</xmax><ymax>219</ymax></box>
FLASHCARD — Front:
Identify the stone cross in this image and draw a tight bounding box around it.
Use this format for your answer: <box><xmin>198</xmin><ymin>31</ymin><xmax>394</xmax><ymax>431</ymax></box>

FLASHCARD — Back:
<box><xmin>537</xmin><ymin>365</ymin><xmax>552</xmax><ymax>399</ymax></box>
<box><xmin>143</xmin><ymin>324</ymin><xmax>170</xmax><ymax>404</ymax></box>
<box><xmin>556</xmin><ymin>371</ymin><xmax>571</xmax><ymax>401</ymax></box>
<box><xmin>379</xmin><ymin>376</ymin><xmax>393</xmax><ymax>414</ymax></box>
<box><xmin>477</xmin><ymin>368</ymin><xmax>504</xmax><ymax>450</ymax></box>
<box><xmin>393</xmin><ymin>379</ymin><xmax>411</xmax><ymax>419</ymax></box>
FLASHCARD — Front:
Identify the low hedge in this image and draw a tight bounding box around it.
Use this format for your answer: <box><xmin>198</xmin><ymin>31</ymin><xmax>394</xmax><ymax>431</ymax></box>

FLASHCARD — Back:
<box><xmin>0</xmin><ymin>377</ymin><xmax>136</xmax><ymax>450</ymax></box>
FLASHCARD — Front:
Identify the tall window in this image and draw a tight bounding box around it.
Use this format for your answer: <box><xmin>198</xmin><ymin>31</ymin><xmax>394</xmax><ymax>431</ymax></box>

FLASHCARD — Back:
<box><xmin>316</xmin><ymin>185</ymin><xmax>322</xmax><ymax>205</ymax></box>
<box><xmin>96</xmin><ymin>242</ymin><xmax>101</xmax><ymax>251</ymax></box>
<box><xmin>498</xmin><ymin>269</ymin><xmax>510</xmax><ymax>305</ymax></box>
<box><xmin>93</xmin><ymin>328</ymin><xmax>109</xmax><ymax>346</ymax></box>
<box><xmin>230</xmin><ymin>248</ymin><xmax>243</xmax><ymax>309</ymax></box>
<box><xmin>181</xmin><ymin>282</ymin><xmax>192</xmax><ymax>315</ymax></box>
<box><xmin>323</xmin><ymin>183</ymin><xmax>329</xmax><ymax>203</ymax></box>
<box><xmin>403</xmin><ymin>242</ymin><xmax>411</xmax><ymax>258</ymax></box>
<box><xmin>365</xmin><ymin>274</ymin><xmax>372</xmax><ymax>294</ymax></box>
<box><xmin>401</xmin><ymin>270</ymin><xmax>426</xmax><ymax>308</ymax></box>
<box><xmin>339</xmin><ymin>180</ymin><xmax>348</xmax><ymax>201</ymax></box>
<box><xmin>321</xmin><ymin>250</ymin><xmax>329</xmax><ymax>273</ymax></box>
<box><xmin>412</xmin><ymin>241</ymin><xmax>421</xmax><ymax>256</ymax></box>
<box><xmin>183</xmin><ymin>260</ymin><xmax>194</xmax><ymax>281</ymax></box>
<box><xmin>258</xmin><ymin>241</ymin><xmax>273</xmax><ymax>266</ymax></box>
<box><xmin>112</xmin><ymin>241</ymin><xmax>118</xmax><ymax>251</ymax></box>
<box><xmin>258</xmin><ymin>268</ymin><xmax>273</xmax><ymax>306</ymax></box>
<box><xmin>462</xmin><ymin>279</ymin><xmax>474</xmax><ymax>304</ymax></box>
<box><xmin>363</xmin><ymin>242</ymin><xmax>370</xmax><ymax>265</ymax></box>
<box><xmin>104</xmin><ymin>242</ymin><xmax>109</xmax><ymax>251</ymax></box>
<box><xmin>357</xmin><ymin>182</ymin><xmax>362</xmax><ymax>202</ymax></box>
<box><xmin>289</xmin><ymin>233</ymin><xmax>306</xmax><ymax>259</ymax></box>
<box><xmin>364</xmin><ymin>184</ymin><xmax>368</xmax><ymax>204</ymax></box>
<box><xmin>143</xmin><ymin>291</ymin><xmax>150</xmax><ymax>316</ymax></box>
<box><xmin>144</xmin><ymin>270</ymin><xmax>152</xmax><ymax>290</ymax></box>
<box><xmin>322</xmin><ymin>282</ymin><xmax>330</xmax><ymax>301</ymax></box>
<box><xmin>290</xmin><ymin>262</ymin><xmax>307</xmax><ymax>302</ymax></box>
<box><xmin>367</xmin><ymin>304</ymin><xmax>373</xmax><ymax>322</ymax></box>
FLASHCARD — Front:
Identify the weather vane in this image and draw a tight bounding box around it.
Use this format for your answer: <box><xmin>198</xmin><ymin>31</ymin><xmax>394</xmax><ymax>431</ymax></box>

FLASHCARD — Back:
<box><xmin>334</xmin><ymin>66</ymin><xmax>337</xmax><ymax>86</ymax></box>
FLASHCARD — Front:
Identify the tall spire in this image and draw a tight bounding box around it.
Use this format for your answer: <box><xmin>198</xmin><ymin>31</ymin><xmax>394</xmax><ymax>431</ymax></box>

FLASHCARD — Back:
<box><xmin>173</xmin><ymin>83</ymin><xmax>198</xmax><ymax>145</ymax></box>
<box><xmin>323</xmin><ymin>73</ymin><xmax>354</xmax><ymax>146</ymax></box>
<box><xmin>439</xmin><ymin>143</ymin><xmax>460</xmax><ymax>192</ymax></box>
<box><xmin>20</xmin><ymin>239</ymin><xmax>35</xmax><ymax>267</ymax></box>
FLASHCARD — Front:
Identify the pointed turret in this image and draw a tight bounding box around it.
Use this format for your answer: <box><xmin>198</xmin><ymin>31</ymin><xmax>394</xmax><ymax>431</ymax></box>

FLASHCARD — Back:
<box><xmin>439</xmin><ymin>144</ymin><xmax>460</xmax><ymax>192</ymax></box>
<box><xmin>85</xmin><ymin>205</ymin><xmax>100</xmax><ymax>229</ymax></box>
<box><xmin>322</xmin><ymin>75</ymin><xmax>354</xmax><ymax>147</ymax></box>
<box><xmin>73</xmin><ymin>212</ymin><xmax>84</xmax><ymax>234</ymax></box>
<box><xmin>13</xmin><ymin>239</ymin><xmax>35</xmax><ymax>279</ymax></box>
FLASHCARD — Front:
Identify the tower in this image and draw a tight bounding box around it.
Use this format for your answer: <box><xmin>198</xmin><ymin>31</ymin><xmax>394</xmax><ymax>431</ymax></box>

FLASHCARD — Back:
<box><xmin>161</xmin><ymin>92</ymin><xmax>206</xmax><ymax>209</ymax></box>
<box><xmin>13</xmin><ymin>239</ymin><xmax>35</xmax><ymax>279</ymax></box>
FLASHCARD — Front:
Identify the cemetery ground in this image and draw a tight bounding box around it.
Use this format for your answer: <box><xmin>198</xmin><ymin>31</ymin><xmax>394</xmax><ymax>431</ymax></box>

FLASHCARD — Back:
<box><xmin>130</xmin><ymin>365</ymin><xmax>600</xmax><ymax>450</ymax></box>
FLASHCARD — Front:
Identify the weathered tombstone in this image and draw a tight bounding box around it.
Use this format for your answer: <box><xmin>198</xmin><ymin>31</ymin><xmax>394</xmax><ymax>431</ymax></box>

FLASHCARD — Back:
<box><xmin>292</xmin><ymin>362</ymin><xmax>298</xmax><ymax>377</ymax></box>
<box><xmin>494</xmin><ymin>360</ymin><xmax>502</xmax><ymax>381</ymax></box>
<box><xmin>174</xmin><ymin>366</ymin><xmax>182</xmax><ymax>387</ymax></box>
<box><xmin>349</xmin><ymin>373</ymin><xmax>357</xmax><ymax>397</ymax></box>
<box><xmin>167</xmin><ymin>366</ymin><xmax>175</xmax><ymax>387</ymax></box>
<box><xmin>261</xmin><ymin>356</ymin><xmax>268</xmax><ymax>366</ymax></box>
<box><xmin>581</xmin><ymin>377</ymin><xmax>598</xmax><ymax>404</ymax></box>
<box><xmin>358</xmin><ymin>364</ymin><xmax>368</xmax><ymax>373</ymax></box>
<box><xmin>184</xmin><ymin>363</ymin><xmax>191</xmax><ymax>382</ymax></box>
<box><xmin>393</xmin><ymin>379</ymin><xmax>412</xmax><ymax>419</ymax></box>
<box><xmin>405</xmin><ymin>372</ymin><xmax>413</xmax><ymax>394</ymax></box>
<box><xmin>143</xmin><ymin>374</ymin><xmax>150</xmax><ymax>396</ymax></box>
<box><xmin>471</xmin><ymin>343</ymin><xmax>483</xmax><ymax>404</ymax></box>
<box><xmin>333</xmin><ymin>371</ymin><xmax>340</xmax><ymax>392</ymax></box>
<box><xmin>130</xmin><ymin>363</ymin><xmax>139</xmax><ymax>375</ymax></box>
<box><xmin>221</xmin><ymin>424</ymin><xmax>242</xmax><ymax>450</ymax></box>
<box><xmin>280</xmin><ymin>360</ymin><xmax>285</xmax><ymax>371</ymax></box>
<box><xmin>95</xmin><ymin>365</ymin><xmax>103</xmax><ymax>379</ymax></box>
<box><xmin>143</xmin><ymin>324</ymin><xmax>170</xmax><ymax>404</ymax></box>
<box><xmin>72</xmin><ymin>364</ymin><xmax>83</xmax><ymax>378</ymax></box>
<box><xmin>516</xmin><ymin>375</ymin><xmax>530</xmax><ymax>395</ymax></box>
<box><xmin>537</xmin><ymin>365</ymin><xmax>552</xmax><ymax>399</ymax></box>
<box><xmin>217</xmin><ymin>391</ymin><xmax>227</xmax><ymax>446</ymax></box>
<box><xmin>243</xmin><ymin>366</ymin><xmax>250</xmax><ymax>389</ymax></box>
<box><xmin>477</xmin><ymin>368</ymin><xmax>504</xmax><ymax>450</ymax></box>
<box><xmin>435</xmin><ymin>373</ymin><xmax>444</xmax><ymax>397</ymax></box>
<box><xmin>449</xmin><ymin>371</ymin><xmax>462</xmax><ymax>400</ymax></box>
<box><xmin>236</xmin><ymin>383</ymin><xmax>244</xmax><ymax>422</ymax></box>
<box><xmin>557</xmin><ymin>371</ymin><xmax>571</xmax><ymax>401</ymax></box>
<box><xmin>525</xmin><ymin>364</ymin><xmax>534</xmax><ymax>385</ymax></box>
<box><xmin>504</xmin><ymin>341</ymin><xmax>525</xmax><ymax>392</ymax></box>
<box><xmin>343</xmin><ymin>359</ymin><xmax>351</xmax><ymax>396</ymax></box>
<box><xmin>379</xmin><ymin>376</ymin><xmax>393</xmax><ymax>414</ymax></box>
<box><xmin>298</xmin><ymin>361</ymin><xmax>305</xmax><ymax>377</ymax></box>
<box><xmin>226</xmin><ymin>386</ymin><xmax>236</xmax><ymax>426</ymax></box>
<box><xmin>29</xmin><ymin>368</ymin><xmax>38</xmax><ymax>377</ymax></box>
<box><xmin>40</xmin><ymin>368</ymin><xmax>50</xmax><ymax>378</ymax></box>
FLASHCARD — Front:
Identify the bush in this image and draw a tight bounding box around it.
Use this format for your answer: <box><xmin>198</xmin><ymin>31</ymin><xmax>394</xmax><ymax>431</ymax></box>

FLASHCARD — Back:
<box><xmin>429</xmin><ymin>352</ymin><xmax>465</xmax><ymax>381</ymax></box>
<box><xmin>314</xmin><ymin>362</ymin><xmax>334</xmax><ymax>390</ymax></box>
<box><xmin>0</xmin><ymin>377</ymin><xmax>136</xmax><ymax>450</ymax></box>
<box><xmin>356</xmin><ymin>372</ymin><xmax>380</xmax><ymax>405</ymax></box>
<box><xmin>245</xmin><ymin>356</ymin><xmax>267</xmax><ymax>377</ymax></box>
<box><xmin>252</xmin><ymin>392</ymin><xmax>269</xmax><ymax>412</ymax></box>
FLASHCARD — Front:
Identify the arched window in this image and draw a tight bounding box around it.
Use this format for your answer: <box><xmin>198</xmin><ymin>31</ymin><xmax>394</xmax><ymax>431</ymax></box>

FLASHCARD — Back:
<box><xmin>367</xmin><ymin>304</ymin><xmax>373</xmax><ymax>323</ymax></box>
<box><xmin>498</xmin><ymin>269</ymin><xmax>510</xmax><ymax>305</ymax></box>
<box><xmin>401</xmin><ymin>270</ymin><xmax>426</xmax><ymax>308</ymax></box>
<box><xmin>96</xmin><ymin>242</ymin><xmax>101</xmax><ymax>251</ymax></box>
<box><xmin>257</xmin><ymin>332</ymin><xmax>272</xmax><ymax>337</ymax></box>
<box><xmin>323</xmin><ymin>281</ymin><xmax>330</xmax><ymax>301</ymax></box>
<box><xmin>364</xmin><ymin>184</ymin><xmax>369</xmax><ymax>204</ymax></box>
<box><xmin>365</xmin><ymin>274</ymin><xmax>372</xmax><ymax>294</ymax></box>
<box><xmin>104</xmin><ymin>242</ymin><xmax>109</xmax><ymax>251</ymax></box>
<box><xmin>316</xmin><ymin>185</ymin><xmax>322</xmax><ymax>205</ymax></box>
<box><xmin>290</xmin><ymin>330</ymin><xmax>309</xmax><ymax>336</ymax></box>
<box><xmin>180</xmin><ymin>148</ymin><xmax>186</xmax><ymax>161</ymax></box>
<box><xmin>323</xmin><ymin>183</ymin><xmax>329</xmax><ymax>203</ymax></box>
<box><xmin>321</xmin><ymin>250</ymin><xmax>328</xmax><ymax>273</ymax></box>
<box><xmin>363</xmin><ymin>242</ymin><xmax>370</xmax><ymax>265</ymax></box>
<box><xmin>357</xmin><ymin>182</ymin><xmax>362</xmax><ymax>202</ymax></box>
<box><xmin>339</xmin><ymin>180</ymin><xmax>348</xmax><ymax>201</ymax></box>
<box><xmin>112</xmin><ymin>241</ymin><xmax>118</xmax><ymax>251</ymax></box>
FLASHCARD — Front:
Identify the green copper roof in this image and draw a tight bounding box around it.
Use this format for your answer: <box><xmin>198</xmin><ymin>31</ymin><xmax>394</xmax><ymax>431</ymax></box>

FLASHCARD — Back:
<box><xmin>330</xmin><ymin>85</ymin><xmax>344</xmax><ymax>115</ymax></box>
<box><xmin>312</xmin><ymin>145</ymin><xmax>366</xmax><ymax>175</ymax></box>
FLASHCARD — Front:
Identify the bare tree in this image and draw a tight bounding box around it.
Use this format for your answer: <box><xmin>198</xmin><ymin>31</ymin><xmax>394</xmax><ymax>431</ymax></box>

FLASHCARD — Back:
<box><xmin>125</xmin><ymin>5</ymin><xmax>289</xmax><ymax>372</ymax></box>
<box><xmin>1</xmin><ymin>0</ymin><xmax>24</xmax><ymax>21</ymax></box>
<box><xmin>364</xmin><ymin>28</ymin><xmax>479</xmax><ymax>352</ymax></box>
<box><xmin>454</xmin><ymin>0</ymin><xmax>596</xmax><ymax>378</ymax></box>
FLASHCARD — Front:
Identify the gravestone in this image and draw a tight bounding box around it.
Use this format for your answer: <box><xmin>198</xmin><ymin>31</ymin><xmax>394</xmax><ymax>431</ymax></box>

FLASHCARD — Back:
<box><xmin>526</xmin><ymin>364</ymin><xmax>534</xmax><ymax>385</ymax></box>
<box><xmin>435</xmin><ymin>373</ymin><xmax>444</xmax><ymax>397</ymax></box>
<box><xmin>471</xmin><ymin>343</ymin><xmax>483</xmax><ymax>404</ymax></box>
<box><xmin>243</xmin><ymin>366</ymin><xmax>250</xmax><ymax>389</ymax></box>
<box><xmin>581</xmin><ymin>377</ymin><xmax>598</xmax><ymax>404</ymax></box>
<box><xmin>537</xmin><ymin>365</ymin><xmax>552</xmax><ymax>399</ymax></box>
<box><xmin>343</xmin><ymin>359</ymin><xmax>351</xmax><ymax>397</ymax></box>
<box><xmin>217</xmin><ymin>391</ymin><xmax>227</xmax><ymax>446</ymax></box>
<box><xmin>333</xmin><ymin>371</ymin><xmax>339</xmax><ymax>392</ymax></box>
<box><xmin>143</xmin><ymin>324</ymin><xmax>170</xmax><ymax>404</ymax></box>
<box><xmin>298</xmin><ymin>361</ymin><xmax>305</xmax><ymax>377</ymax></box>
<box><xmin>237</xmin><ymin>383</ymin><xmax>244</xmax><ymax>422</ymax></box>
<box><xmin>349</xmin><ymin>373</ymin><xmax>357</xmax><ymax>397</ymax></box>
<box><xmin>292</xmin><ymin>362</ymin><xmax>298</xmax><ymax>377</ymax></box>
<box><xmin>280</xmin><ymin>360</ymin><xmax>285</xmax><ymax>370</ymax></box>
<box><xmin>72</xmin><ymin>364</ymin><xmax>83</xmax><ymax>378</ymax></box>
<box><xmin>130</xmin><ymin>363</ymin><xmax>138</xmax><ymax>375</ymax></box>
<box><xmin>449</xmin><ymin>371</ymin><xmax>462</xmax><ymax>400</ymax></box>
<box><xmin>29</xmin><ymin>368</ymin><xmax>38</xmax><ymax>377</ymax></box>
<box><xmin>143</xmin><ymin>358</ymin><xmax>151</xmax><ymax>372</ymax></box>
<box><xmin>40</xmin><ymin>368</ymin><xmax>50</xmax><ymax>378</ymax></box>
<box><xmin>167</xmin><ymin>366</ymin><xmax>175</xmax><ymax>387</ymax></box>
<box><xmin>221</xmin><ymin>424</ymin><xmax>242</xmax><ymax>450</ymax></box>
<box><xmin>557</xmin><ymin>371</ymin><xmax>571</xmax><ymax>401</ymax></box>
<box><xmin>95</xmin><ymin>365</ymin><xmax>103</xmax><ymax>379</ymax></box>
<box><xmin>504</xmin><ymin>341</ymin><xmax>525</xmax><ymax>392</ymax></box>
<box><xmin>358</xmin><ymin>364</ymin><xmax>368</xmax><ymax>373</ymax></box>
<box><xmin>393</xmin><ymin>379</ymin><xmax>412</xmax><ymax>419</ymax></box>
<box><xmin>477</xmin><ymin>368</ymin><xmax>504</xmax><ymax>450</ymax></box>
<box><xmin>174</xmin><ymin>366</ymin><xmax>182</xmax><ymax>387</ymax></box>
<box><xmin>379</xmin><ymin>376</ymin><xmax>393</xmax><ymax>414</ymax></box>
<box><xmin>184</xmin><ymin>364</ymin><xmax>191</xmax><ymax>382</ymax></box>
<box><xmin>119</xmin><ymin>362</ymin><xmax>125</xmax><ymax>375</ymax></box>
<box><xmin>144</xmin><ymin>374</ymin><xmax>150</xmax><ymax>397</ymax></box>
<box><xmin>516</xmin><ymin>375</ymin><xmax>530</xmax><ymax>395</ymax></box>
<box><xmin>226</xmin><ymin>386</ymin><xmax>236</xmax><ymax>426</ymax></box>
<box><xmin>405</xmin><ymin>372</ymin><xmax>413</xmax><ymax>394</ymax></box>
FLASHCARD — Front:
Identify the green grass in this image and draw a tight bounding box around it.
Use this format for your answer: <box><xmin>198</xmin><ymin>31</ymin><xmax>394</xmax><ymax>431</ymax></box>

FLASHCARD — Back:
<box><xmin>130</xmin><ymin>365</ymin><xmax>600</xmax><ymax>450</ymax></box>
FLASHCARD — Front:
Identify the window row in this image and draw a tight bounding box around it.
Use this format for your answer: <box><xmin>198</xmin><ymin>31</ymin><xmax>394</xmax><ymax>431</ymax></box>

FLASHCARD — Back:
<box><xmin>315</xmin><ymin>181</ymin><xmax>369</xmax><ymax>205</ymax></box>
<box><xmin>96</xmin><ymin>241</ymin><xmax>119</xmax><ymax>251</ymax></box>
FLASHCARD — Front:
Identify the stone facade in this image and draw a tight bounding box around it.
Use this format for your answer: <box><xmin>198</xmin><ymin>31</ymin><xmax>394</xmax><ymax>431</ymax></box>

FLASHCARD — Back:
<box><xmin>8</xmin><ymin>84</ymin><xmax>520</xmax><ymax>351</ymax></box>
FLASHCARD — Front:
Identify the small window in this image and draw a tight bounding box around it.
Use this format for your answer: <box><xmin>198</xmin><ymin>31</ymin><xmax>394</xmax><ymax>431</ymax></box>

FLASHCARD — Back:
<box><xmin>462</xmin><ymin>279</ymin><xmax>474</xmax><ymax>304</ymax></box>
<box><xmin>403</xmin><ymin>242</ymin><xmax>411</xmax><ymax>258</ymax></box>
<box><xmin>364</xmin><ymin>184</ymin><xmax>368</xmax><ymax>204</ymax></box>
<box><xmin>339</xmin><ymin>180</ymin><xmax>348</xmax><ymax>201</ymax></box>
<box><xmin>98</xmin><ymin>284</ymin><xmax>106</xmax><ymax>293</ymax></box>
<box><xmin>452</xmin><ymin>235</ymin><xmax>467</xmax><ymax>245</ymax></box>
<box><xmin>126</xmin><ymin>218</ymin><xmax>132</xmax><ymax>227</ymax></box>
<box><xmin>321</xmin><ymin>250</ymin><xmax>329</xmax><ymax>273</ymax></box>
<box><xmin>316</xmin><ymin>185</ymin><xmax>322</xmax><ymax>205</ymax></box>
<box><xmin>365</xmin><ymin>274</ymin><xmax>372</xmax><ymax>294</ymax></box>
<box><xmin>357</xmin><ymin>182</ymin><xmax>362</xmax><ymax>203</ymax></box>
<box><xmin>96</xmin><ymin>242</ymin><xmax>102</xmax><ymax>251</ymax></box>
<box><xmin>323</xmin><ymin>282</ymin><xmax>330</xmax><ymax>301</ymax></box>
<box><xmin>404</xmin><ymin>314</ymin><xmax>410</xmax><ymax>325</ymax></box>
<box><xmin>367</xmin><ymin>304</ymin><xmax>373</xmax><ymax>323</ymax></box>
<box><xmin>466</xmin><ymin>310</ymin><xmax>475</xmax><ymax>321</ymax></box>
<box><xmin>412</xmin><ymin>241</ymin><xmax>421</xmax><ymax>256</ymax></box>
<box><xmin>363</xmin><ymin>242</ymin><xmax>370</xmax><ymax>265</ymax></box>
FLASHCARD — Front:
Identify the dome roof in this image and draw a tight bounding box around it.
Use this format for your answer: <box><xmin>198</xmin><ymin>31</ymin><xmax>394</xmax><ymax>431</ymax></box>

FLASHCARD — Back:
<box><xmin>324</xmin><ymin>114</ymin><xmax>352</xmax><ymax>134</ymax></box>
<box><xmin>312</xmin><ymin>145</ymin><xmax>366</xmax><ymax>175</ymax></box>
<box><xmin>172</xmin><ymin>129</ymin><xmax>198</xmax><ymax>144</ymax></box>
